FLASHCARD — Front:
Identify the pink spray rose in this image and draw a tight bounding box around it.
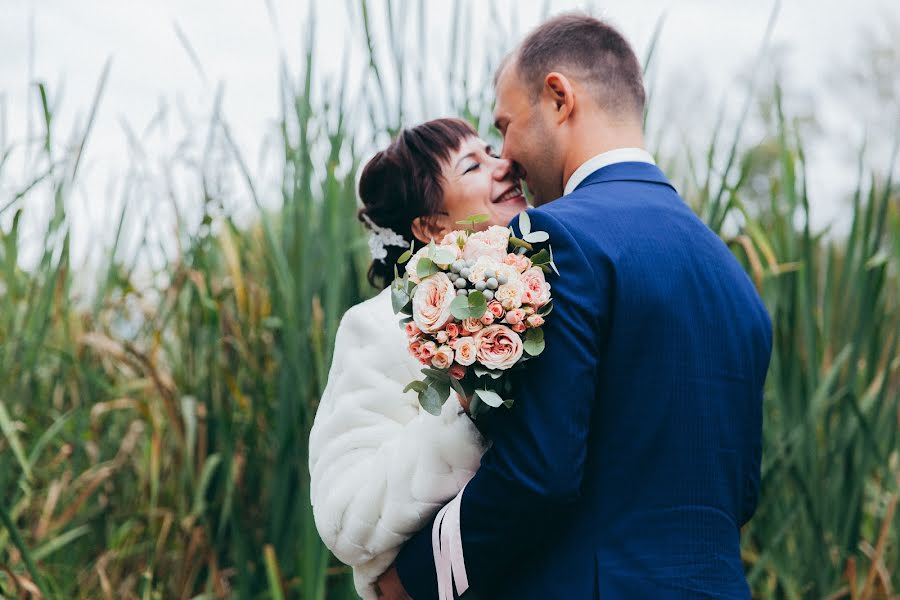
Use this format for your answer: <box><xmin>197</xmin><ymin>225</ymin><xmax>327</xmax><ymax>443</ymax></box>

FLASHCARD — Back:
<box><xmin>521</xmin><ymin>267</ymin><xmax>552</xmax><ymax>308</ymax></box>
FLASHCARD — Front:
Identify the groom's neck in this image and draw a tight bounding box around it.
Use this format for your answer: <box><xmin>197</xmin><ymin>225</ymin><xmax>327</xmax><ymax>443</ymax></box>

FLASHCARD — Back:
<box><xmin>562</xmin><ymin>118</ymin><xmax>646</xmax><ymax>190</ymax></box>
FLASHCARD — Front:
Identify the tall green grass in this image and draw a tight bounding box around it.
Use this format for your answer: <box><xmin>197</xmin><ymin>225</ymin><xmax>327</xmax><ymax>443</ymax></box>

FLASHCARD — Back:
<box><xmin>0</xmin><ymin>2</ymin><xmax>897</xmax><ymax>598</ymax></box>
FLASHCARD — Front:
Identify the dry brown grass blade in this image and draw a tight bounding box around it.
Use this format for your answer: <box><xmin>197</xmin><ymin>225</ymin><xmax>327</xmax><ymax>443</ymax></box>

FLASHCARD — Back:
<box><xmin>860</xmin><ymin>489</ymin><xmax>899</xmax><ymax>600</ymax></box>
<box><xmin>80</xmin><ymin>332</ymin><xmax>185</xmax><ymax>446</ymax></box>
<box><xmin>34</xmin><ymin>475</ymin><xmax>67</xmax><ymax>540</ymax></box>
<box><xmin>728</xmin><ymin>235</ymin><xmax>765</xmax><ymax>293</ymax></box>
<box><xmin>95</xmin><ymin>552</ymin><xmax>114</xmax><ymax>600</ymax></box>
<box><xmin>48</xmin><ymin>421</ymin><xmax>144</xmax><ymax>532</ymax></box>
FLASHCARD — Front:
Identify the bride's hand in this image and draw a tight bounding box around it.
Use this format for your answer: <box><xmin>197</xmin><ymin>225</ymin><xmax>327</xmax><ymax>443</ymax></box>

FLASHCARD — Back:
<box><xmin>375</xmin><ymin>565</ymin><xmax>412</xmax><ymax>600</ymax></box>
<box><xmin>457</xmin><ymin>392</ymin><xmax>471</xmax><ymax>415</ymax></box>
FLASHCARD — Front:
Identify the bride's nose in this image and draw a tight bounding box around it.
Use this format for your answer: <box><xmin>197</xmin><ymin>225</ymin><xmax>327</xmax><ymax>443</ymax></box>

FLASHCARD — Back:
<box><xmin>492</xmin><ymin>157</ymin><xmax>513</xmax><ymax>181</ymax></box>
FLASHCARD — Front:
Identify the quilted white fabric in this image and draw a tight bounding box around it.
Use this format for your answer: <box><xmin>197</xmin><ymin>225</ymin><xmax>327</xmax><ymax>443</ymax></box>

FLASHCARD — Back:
<box><xmin>309</xmin><ymin>287</ymin><xmax>488</xmax><ymax>600</ymax></box>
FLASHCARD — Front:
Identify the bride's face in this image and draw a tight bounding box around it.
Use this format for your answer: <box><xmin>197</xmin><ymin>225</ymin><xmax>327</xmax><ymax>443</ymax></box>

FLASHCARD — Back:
<box><xmin>436</xmin><ymin>136</ymin><xmax>528</xmax><ymax>234</ymax></box>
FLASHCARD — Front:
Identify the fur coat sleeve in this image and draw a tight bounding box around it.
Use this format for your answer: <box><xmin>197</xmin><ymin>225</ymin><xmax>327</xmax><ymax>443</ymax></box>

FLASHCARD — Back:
<box><xmin>308</xmin><ymin>288</ymin><xmax>487</xmax><ymax>599</ymax></box>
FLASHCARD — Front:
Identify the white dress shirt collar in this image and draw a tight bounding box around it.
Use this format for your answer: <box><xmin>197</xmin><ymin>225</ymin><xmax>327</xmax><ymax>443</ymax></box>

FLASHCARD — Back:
<box><xmin>563</xmin><ymin>147</ymin><xmax>656</xmax><ymax>196</ymax></box>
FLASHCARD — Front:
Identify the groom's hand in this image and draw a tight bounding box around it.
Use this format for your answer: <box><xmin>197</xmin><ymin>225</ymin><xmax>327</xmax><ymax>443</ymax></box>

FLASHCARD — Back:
<box><xmin>375</xmin><ymin>565</ymin><xmax>412</xmax><ymax>600</ymax></box>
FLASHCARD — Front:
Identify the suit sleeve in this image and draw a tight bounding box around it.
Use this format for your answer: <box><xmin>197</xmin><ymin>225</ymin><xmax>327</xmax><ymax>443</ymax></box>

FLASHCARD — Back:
<box><xmin>395</xmin><ymin>209</ymin><xmax>610</xmax><ymax>598</ymax></box>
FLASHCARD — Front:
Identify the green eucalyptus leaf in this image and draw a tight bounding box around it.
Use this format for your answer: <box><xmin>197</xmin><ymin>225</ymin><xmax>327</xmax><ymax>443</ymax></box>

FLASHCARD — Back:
<box><xmin>508</xmin><ymin>236</ymin><xmax>534</xmax><ymax>251</ymax></box>
<box><xmin>524</xmin><ymin>327</ymin><xmax>545</xmax><ymax>356</ymax></box>
<box><xmin>421</xmin><ymin>367</ymin><xmax>451</xmax><ymax>381</ymax></box>
<box><xmin>473</xmin><ymin>365</ymin><xmax>504</xmax><ymax>379</ymax></box>
<box><xmin>456</xmin><ymin>213</ymin><xmax>490</xmax><ymax>226</ymax></box>
<box><xmin>418</xmin><ymin>385</ymin><xmax>444</xmax><ymax>415</ymax></box>
<box><xmin>403</xmin><ymin>380</ymin><xmax>428</xmax><ymax>394</ymax></box>
<box><xmin>466</xmin><ymin>290</ymin><xmax>488</xmax><ymax>319</ymax></box>
<box><xmin>530</xmin><ymin>249</ymin><xmax>550</xmax><ymax>265</ymax></box>
<box><xmin>417</xmin><ymin>257</ymin><xmax>439</xmax><ymax>279</ymax></box>
<box><xmin>518</xmin><ymin>211</ymin><xmax>532</xmax><ymax>236</ymax></box>
<box><xmin>449</xmin><ymin>375</ymin><xmax>469</xmax><ymax>399</ymax></box>
<box><xmin>450</xmin><ymin>290</ymin><xmax>488</xmax><ymax>320</ymax></box>
<box><xmin>475</xmin><ymin>388</ymin><xmax>504</xmax><ymax>408</ymax></box>
<box><xmin>450</xmin><ymin>295</ymin><xmax>472</xmax><ymax>320</ymax></box>
<box><xmin>503</xmin><ymin>398</ymin><xmax>515</xmax><ymax>409</ymax></box>
<box><xmin>432</xmin><ymin>247</ymin><xmax>457</xmax><ymax>266</ymax></box>
<box><xmin>391</xmin><ymin>281</ymin><xmax>410</xmax><ymax>314</ymax></box>
<box><xmin>524</xmin><ymin>231</ymin><xmax>549</xmax><ymax>243</ymax></box>
<box><xmin>468</xmin><ymin>395</ymin><xmax>484</xmax><ymax>418</ymax></box>
<box><xmin>397</xmin><ymin>249</ymin><xmax>413</xmax><ymax>264</ymax></box>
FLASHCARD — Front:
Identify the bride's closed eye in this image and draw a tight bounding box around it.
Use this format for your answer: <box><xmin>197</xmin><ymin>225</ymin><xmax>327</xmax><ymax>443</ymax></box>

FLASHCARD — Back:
<box><xmin>463</xmin><ymin>147</ymin><xmax>501</xmax><ymax>174</ymax></box>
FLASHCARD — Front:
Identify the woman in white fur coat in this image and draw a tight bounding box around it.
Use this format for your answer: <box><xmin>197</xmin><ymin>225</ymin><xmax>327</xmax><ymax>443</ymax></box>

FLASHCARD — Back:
<box><xmin>308</xmin><ymin>118</ymin><xmax>529</xmax><ymax>599</ymax></box>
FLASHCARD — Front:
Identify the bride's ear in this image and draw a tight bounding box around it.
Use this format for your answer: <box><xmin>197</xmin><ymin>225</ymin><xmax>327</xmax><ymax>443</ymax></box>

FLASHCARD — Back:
<box><xmin>411</xmin><ymin>216</ymin><xmax>445</xmax><ymax>245</ymax></box>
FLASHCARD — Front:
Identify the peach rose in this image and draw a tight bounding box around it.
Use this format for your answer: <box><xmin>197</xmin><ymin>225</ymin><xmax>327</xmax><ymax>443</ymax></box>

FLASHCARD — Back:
<box><xmin>408</xmin><ymin>339</ymin><xmax>422</xmax><ymax>358</ymax></box>
<box><xmin>480</xmin><ymin>313</ymin><xmax>495</xmax><ymax>326</ymax></box>
<box><xmin>462</xmin><ymin>317</ymin><xmax>483</xmax><ymax>334</ymax></box>
<box><xmin>526</xmin><ymin>314</ymin><xmax>545</xmax><ymax>328</ymax></box>
<box><xmin>512</xmin><ymin>322</ymin><xmax>527</xmax><ymax>334</ymax></box>
<box><xmin>436</xmin><ymin>330</ymin><xmax>449</xmax><ymax>344</ymax></box>
<box><xmin>463</xmin><ymin>226</ymin><xmax>509</xmax><ymax>263</ymax></box>
<box><xmin>405</xmin><ymin>322</ymin><xmax>421</xmax><ymax>338</ymax></box>
<box><xmin>473</xmin><ymin>324</ymin><xmax>524</xmax><ymax>370</ymax></box>
<box><xmin>453</xmin><ymin>336</ymin><xmax>478</xmax><ymax>366</ymax></box>
<box><xmin>487</xmin><ymin>301</ymin><xmax>505</xmax><ymax>319</ymax></box>
<box><xmin>521</xmin><ymin>267</ymin><xmax>552</xmax><ymax>308</ymax></box>
<box><xmin>432</xmin><ymin>345</ymin><xmax>455</xmax><ymax>370</ymax></box>
<box><xmin>412</xmin><ymin>272</ymin><xmax>456</xmax><ymax>334</ymax></box>
<box><xmin>448</xmin><ymin>364</ymin><xmax>467</xmax><ymax>380</ymax></box>
<box><xmin>503</xmin><ymin>252</ymin><xmax>532</xmax><ymax>273</ymax></box>
<box><xmin>445</xmin><ymin>322</ymin><xmax>460</xmax><ymax>339</ymax></box>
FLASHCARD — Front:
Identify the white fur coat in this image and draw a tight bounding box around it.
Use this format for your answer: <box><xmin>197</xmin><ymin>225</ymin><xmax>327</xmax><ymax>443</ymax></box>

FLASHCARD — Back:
<box><xmin>308</xmin><ymin>287</ymin><xmax>487</xmax><ymax>600</ymax></box>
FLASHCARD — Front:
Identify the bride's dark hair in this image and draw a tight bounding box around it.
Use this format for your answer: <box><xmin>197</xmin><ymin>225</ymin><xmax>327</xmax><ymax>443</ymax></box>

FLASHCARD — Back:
<box><xmin>358</xmin><ymin>118</ymin><xmax>478</xmax><ymax>288</ymax></box>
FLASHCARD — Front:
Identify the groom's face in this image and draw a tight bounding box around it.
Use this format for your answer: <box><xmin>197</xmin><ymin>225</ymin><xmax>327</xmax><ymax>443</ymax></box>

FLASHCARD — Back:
<box><xmin>493</xmin><ymin>64</ymin><xmax>561</xmax><ymax>206</ymax></box>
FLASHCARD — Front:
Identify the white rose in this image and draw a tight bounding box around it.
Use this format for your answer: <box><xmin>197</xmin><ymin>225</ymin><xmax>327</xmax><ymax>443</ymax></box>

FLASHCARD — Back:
<box><xmin>494</xmin><ymin>278</ymin><xmax>526</xmax><ymax>310</ymax></box>
<box><xmin>463</xmin><ymin>226</ymin><xmax>510</xmax><ymax>263</ymax></box>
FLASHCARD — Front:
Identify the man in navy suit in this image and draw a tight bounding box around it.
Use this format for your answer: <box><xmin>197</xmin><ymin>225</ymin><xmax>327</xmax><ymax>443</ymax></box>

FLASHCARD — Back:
<box><xmin>378</xmin><ymin>13</ymin><xmax>772</xmax><ymax>599</ymax></box>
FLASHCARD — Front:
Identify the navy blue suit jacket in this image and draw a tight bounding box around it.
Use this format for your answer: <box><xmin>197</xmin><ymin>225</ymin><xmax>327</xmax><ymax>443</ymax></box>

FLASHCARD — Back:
<box><xmin>395</xmin><ymin>162</ymin><xmax>772</xmax><ymax>599</ymax></box>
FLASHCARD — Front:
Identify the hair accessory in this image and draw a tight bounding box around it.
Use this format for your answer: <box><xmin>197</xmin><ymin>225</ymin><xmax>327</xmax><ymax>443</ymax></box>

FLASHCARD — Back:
<box><xmin>361</xmin><ymin>213</ymin><xmax>408</xmax><ymax>263</ymax></box>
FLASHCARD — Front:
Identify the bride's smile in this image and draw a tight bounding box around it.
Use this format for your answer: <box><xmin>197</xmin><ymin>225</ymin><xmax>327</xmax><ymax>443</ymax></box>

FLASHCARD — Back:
<box><xmin>433</xmin><ymin>135</ymin><xmax>529</xmax><ymax>236</ymax></box>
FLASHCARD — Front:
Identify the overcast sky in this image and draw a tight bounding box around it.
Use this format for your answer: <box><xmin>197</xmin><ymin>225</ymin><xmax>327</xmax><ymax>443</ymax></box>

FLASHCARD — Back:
<box><xmin>1</xmin><ymin>0</ymin><xmax>898</xmax><ymax>272</ymax></box>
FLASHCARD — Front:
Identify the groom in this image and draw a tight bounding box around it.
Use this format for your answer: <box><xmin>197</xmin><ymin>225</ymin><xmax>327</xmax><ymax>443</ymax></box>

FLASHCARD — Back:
<box><xmin>378</xmin><ymin>13</ymin><xmax>772</xmax><ymax>599</ymax></box>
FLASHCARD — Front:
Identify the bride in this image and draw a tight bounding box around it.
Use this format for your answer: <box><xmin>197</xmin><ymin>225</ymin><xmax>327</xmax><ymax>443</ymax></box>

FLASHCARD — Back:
<box><xmin>308</xmin><ymin>118</ymin><xmax>528</xmax><ymax>599</ymax></box>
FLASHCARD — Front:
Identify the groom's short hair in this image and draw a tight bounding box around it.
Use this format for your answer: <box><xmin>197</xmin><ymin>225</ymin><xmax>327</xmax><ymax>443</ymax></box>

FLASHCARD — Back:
<box><xmin>501</xmin><ymin>13</ymin><xmax>646</xmax><ymax>119</ymax></box>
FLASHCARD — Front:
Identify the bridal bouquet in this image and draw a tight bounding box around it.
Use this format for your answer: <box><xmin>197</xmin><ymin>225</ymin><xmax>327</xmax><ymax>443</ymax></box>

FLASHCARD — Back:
<box><xmin>390</xmin><ymin>213</ymin><xmax>557</xmax><ymax>418</ymax></box>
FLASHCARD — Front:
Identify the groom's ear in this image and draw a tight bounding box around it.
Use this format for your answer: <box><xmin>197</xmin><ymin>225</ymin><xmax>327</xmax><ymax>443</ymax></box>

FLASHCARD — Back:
<box><xmin>544</xmin><ymin>72</ymin><xmax>575</xmax><ymax>124</ymax></box>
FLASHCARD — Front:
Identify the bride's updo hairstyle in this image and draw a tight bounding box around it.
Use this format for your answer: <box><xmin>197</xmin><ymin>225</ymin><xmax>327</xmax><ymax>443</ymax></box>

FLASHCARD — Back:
<box><xmin>358</xmin><ymin>118</ymin><xmax>478</xmax><ymax>288</ymax></box>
